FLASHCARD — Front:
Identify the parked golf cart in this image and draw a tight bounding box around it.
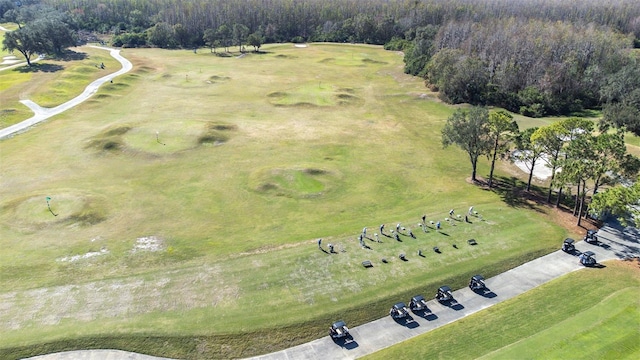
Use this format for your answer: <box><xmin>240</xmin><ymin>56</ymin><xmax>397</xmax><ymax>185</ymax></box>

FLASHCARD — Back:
<box><xmin>584</xmin><ymin>229</ymin><xmax>598</xmax><ymax>244</ymax></box>
<box><xmin>389</xmin><ymin>302</ymin><xmax>409</xmax><ymax>318</ymax></box>
<box><xmin>579</xmin><ymin>251</ymin><xmax>597</xmax><ymax>266</ymax></box>
<box><xmin>409</xmin><ymin>295</ymin><xmax>429</xmax><ymax>312</ymax></box>
<box><xmin>435</xmin><ymin>285</ymin><xmax>454</xmax><ymax>302</ymax></box>
<box><xmin>468</xmin><ymin>275</ymin><xmax>486</xmax><ymax>291</ymax></box>
<box><xmin>329</xmin><ymin>320</ymin><xmax>350</xmax><ymax>339</ymax></box>
<box><xmin>562</xmin><ymin>238</ymin><xmax>575</xmax><ymax>253</ymax></box>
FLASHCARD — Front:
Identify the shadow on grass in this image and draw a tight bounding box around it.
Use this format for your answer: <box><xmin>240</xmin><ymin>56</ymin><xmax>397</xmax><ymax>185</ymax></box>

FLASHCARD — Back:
<box><xmin>485</xmin><ymin>175</ymin><xmax>546</xmax><ymax>213</ymax></box>
<box><xmin>14</xmin><ymin>63</ymin><xmax>64</xmax><ymax>73</ymax></box>
<box><xmin>50</xmin><ymin>50</ymin><xmax>88</xmax><ymax>62</ymax></box>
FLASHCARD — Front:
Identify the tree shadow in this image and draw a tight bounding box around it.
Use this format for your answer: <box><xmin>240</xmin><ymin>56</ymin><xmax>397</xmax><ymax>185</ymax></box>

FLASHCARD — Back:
<box><xmin>486</xmin><ymin>175</ymin><xmax>547</xmax><ymax>212</ymax></box>
<box><xmin>15</xmin><ymin>63</ymin><xmax>64</xmax><ymax>73</ymax></box>
<box><xmin>50</xmin><ymin>50</ymin><xmax>88</xmax><ymax>61</ymax></box>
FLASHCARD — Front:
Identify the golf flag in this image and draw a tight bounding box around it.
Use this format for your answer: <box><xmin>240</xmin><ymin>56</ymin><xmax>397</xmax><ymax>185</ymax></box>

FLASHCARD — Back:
<box><xmin>46</xmin><ymin>196</ymin><xmax>51</xmax><ymax>201</ymax></box>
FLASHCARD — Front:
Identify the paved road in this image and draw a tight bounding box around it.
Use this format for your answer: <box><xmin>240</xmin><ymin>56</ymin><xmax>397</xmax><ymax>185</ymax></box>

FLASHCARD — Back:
<box><xmin>22</xmin><ymin>222</ymin><xmax>639</xmax><ymax>360</ymax></box>
<box><xmin>0</xmin><ymin>46</ymin><xmax>132</xmax><ymax>140</ymax></box>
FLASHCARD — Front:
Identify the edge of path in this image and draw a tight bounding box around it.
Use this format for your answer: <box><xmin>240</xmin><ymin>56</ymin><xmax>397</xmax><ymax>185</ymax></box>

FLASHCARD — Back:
<box><xmin>20</xmin><ymin>222</ymin><xmax>639</xmax><ymax>360</ymax></box>
<box><xmin>0</xmin><ymin>46</ymin><xmax>132</xmax><ymax>140</ymax></box>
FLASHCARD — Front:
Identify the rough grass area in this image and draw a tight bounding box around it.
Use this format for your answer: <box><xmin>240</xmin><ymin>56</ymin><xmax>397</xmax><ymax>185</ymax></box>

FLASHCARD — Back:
<box><xmin>267</xmin><ymin>83</ymin><xmax>362</xmax><ymax>107</ymax></box>
<box><xmin>0</xmin><ymin>43</ymin><xmax>574</xmax><ymax>359</ymax></box>
<box><xmin>249</xmin><ymin>166</ymin><xmax>337</xmax><ymax>198</ymax></box>
<box><xmin>364</xmin><ymin>260</ymin><xmax>640</xmax><ymax>360</ymax></box>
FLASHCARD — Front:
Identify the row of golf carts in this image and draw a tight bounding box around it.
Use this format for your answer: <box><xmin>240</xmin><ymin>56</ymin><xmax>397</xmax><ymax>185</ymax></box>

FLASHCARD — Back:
<box><xmin>389</xmin><ymin>275</ymin><xmax>487</xmax><ymax>319</ymax></box>
<box><xmin>331</xmin><ymin>275</ymin><xmax>487</xmax><ymax>339</ymax></box>
<box><xmin>389</xmin><ymin>276</ymin><xmax>484</xmax><ymax>320</ymax></box>
<box><xmin>333</xmin><ymin>230</ymin><xmax>602</xmax><ymax>342</ymax></box>
<box><xmin>561</xmin><ymin>229</ymin><xmax>599</xmax><ymax>266</ymax></box>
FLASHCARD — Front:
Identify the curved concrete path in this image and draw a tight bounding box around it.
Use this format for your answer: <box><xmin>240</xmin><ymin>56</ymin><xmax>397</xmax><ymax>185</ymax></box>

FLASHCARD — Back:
<box><xmin>23</xmin><ymin>222</ymin><xmax>639</xmax><ymax>360</ymax></box>
<box><xmin>0</xmin><ymin>46</ymin><xmax>132</xmax><ymax>140</ymax></box>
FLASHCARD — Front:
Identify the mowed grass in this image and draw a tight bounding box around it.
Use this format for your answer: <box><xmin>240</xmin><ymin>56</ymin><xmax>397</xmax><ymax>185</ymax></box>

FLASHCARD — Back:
<box><xmin>0</xmin><ymin>46</ymin><xmax>119</xmax><ymax>128</ymax></box>
<box><xmin>1</xmin><ymin>43</ymin><xmax>570</xmax><ymax>358</ymax></box>
<box><xmin>364</xmin><ymin>260</ymin><xmax>640</xmax><ymax>360</ymax></box>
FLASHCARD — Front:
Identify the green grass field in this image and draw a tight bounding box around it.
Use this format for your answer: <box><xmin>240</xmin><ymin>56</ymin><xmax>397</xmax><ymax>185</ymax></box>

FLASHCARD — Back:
<box><xmin>364</xmin><ymin>260</ymin><xmax>640</xmax><ymax>360</ymax></box>
<box><xmin>0</xmin><ymin>43</ymin><xmax>594</xmax><ymax>359</ymax></box>
<box><xmin>0</xmin><ymin>45</ymin><xmax>119</xmax><ymax>128</ymax></box>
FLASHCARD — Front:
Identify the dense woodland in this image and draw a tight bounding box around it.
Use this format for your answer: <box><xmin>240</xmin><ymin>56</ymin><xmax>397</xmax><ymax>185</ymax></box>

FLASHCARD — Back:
<box><xmin>3</xmin><ymin>0</ymin><xmax>640</xmax><ymax>221</ymax></box>
<box><xmin>3</xmin><ymin>0</ymin><xmax>638</xmax><ymax>121</ymax></box>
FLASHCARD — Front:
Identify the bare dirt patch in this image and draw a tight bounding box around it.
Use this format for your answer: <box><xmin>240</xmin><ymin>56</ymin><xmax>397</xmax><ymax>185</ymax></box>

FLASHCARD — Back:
<box><xmin>618</xmin><ymin>256</ymin><xmax>640</xmax><ymax>271</ymax></box>
<box><xmin>0</xmin><ymin>265</ymin><xmax>239</xmax><ymax>330</ymax></box>
<box><xmin>131</xmin><ymin>235</ymin><xmax>165</xmax><ymax>253</ymax></box>
<box><xmin>57</xmin><ymin>248</ymin><xmax>109</xmax><ymax>262</ymax></box>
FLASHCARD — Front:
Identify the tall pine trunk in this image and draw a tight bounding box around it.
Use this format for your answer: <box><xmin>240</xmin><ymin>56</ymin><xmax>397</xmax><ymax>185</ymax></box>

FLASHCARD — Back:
<box><xmin>488</xmin><ymin>139</ymin><xmax>499</xmax><ymax>188</ymax></box>
<box><xmin>526</xmin><ymin>159</ymin><xmax>536</xmax><ymax>191</ymax></box>
<box><xmin>577</xmin><ymin>180</ymin><xmax>587</xmax><ymax>226</ymax></box>
<box><xmin>573</xmin><ymin>181</ymin><xmax>581</xmax><ymax>216</ymax></box>
<box><xmin>546</xmin><ymin>162</ymin><xmax>558</xmax><ymax>203</ymax></box>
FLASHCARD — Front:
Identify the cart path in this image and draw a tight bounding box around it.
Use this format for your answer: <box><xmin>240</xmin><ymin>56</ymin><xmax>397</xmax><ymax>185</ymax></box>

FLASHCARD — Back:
<box><xmin>22</xmin><ymin>223</ymin><xmax>640</xmax><ymax>360</ymax></box>
<box><xmin>0</xmin><ymin>46</ymin><xmax>132</xmax><ymax>140</ymax></box>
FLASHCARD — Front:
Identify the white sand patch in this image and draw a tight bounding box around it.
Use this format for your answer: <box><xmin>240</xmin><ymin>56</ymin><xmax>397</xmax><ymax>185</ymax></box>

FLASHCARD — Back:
<box><xmin>294</xmin><ymin>44</ymin><xmax>308</xmax><ymax>48</ymax></box>
<box><xmin>57</xmin><ymin>248</ymin><xmax>109</xmax><ymax>262</ymax></box>
<box><xmin>511</xmin><ymin>150</ymin><xmax>555</xmax><ymax>180</ymax></box>
<box><xmin>131</xmin><ymin>235</ymin><xmax>165</xmax><ymax>253</ymax></box>
<box><xmin>1</xmin><ymin>56</ymin><xmax>21</xmax><ymax>65</ymax></box>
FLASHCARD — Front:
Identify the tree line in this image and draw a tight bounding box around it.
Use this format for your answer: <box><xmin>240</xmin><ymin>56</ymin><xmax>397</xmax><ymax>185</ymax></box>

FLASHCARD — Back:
<box><xmin>407</xmin><ymin>19</ymin><xmax>635</xmax><ymax>117</ymax></box>
<box><xmin>4</xmin><ymin>0</ymin><xmax>636</xmax><ymax>49</ymax></box>
<box><xmin>3</xmin><ymin>0</ymin><xmax>631</xmax><ymax>126</ymax></box>
<box><xmin>442</xmin><ymin>107</ymin><xmax>640</xmax><ymax>226</ymax></box>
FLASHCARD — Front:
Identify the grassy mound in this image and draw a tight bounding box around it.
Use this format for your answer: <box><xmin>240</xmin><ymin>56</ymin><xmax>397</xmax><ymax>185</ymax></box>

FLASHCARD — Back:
<box><xmin>121</xmin><ymin>121</ymin><xmax>204</xmax><ymax>154</ymax></box>
<box><xmin>87</xmin><ymin>122</ymin><xmax>237</xmax><ymax>155</ymax></box>
<box><xmin>197</xmin><ymin>122</ymin><xmax>236</xmax><ymax>145</ymax></box>
<box><xmin>208</xmin><ymin>75</ymin><xmax>231</xmax><ymax>83</ymax></box>
<box><xmin>249</xmin><ymin>167</ymin><xmax>338</xmax><ymax>198</ymax></box>
<box><xmin>85</xmin><ymin>125</ymin><xmax>131</xmax><ymax>153</ymax></box>
<box><xmin>7</xmin><ymin>192</ymin><xmax>107</xmax><ymax>229</ymax></box>
<box><xmin>267</xmin><ymin>83</ymin><xmax>361</xmax><ymax>107</ymax></box>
